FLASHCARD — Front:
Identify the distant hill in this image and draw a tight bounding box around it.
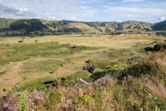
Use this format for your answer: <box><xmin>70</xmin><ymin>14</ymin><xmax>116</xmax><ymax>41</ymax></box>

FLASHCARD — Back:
<box><xmin>0</xmin><ymin>18</ymin><xmax>16</xmax><ymax>29</ymax></box>
<box><xmin>44</xmin><ymin>21</ymin><xmax>100</xmax><ymax>33</ymax></box>
<box><xmin>153</xmin><ymin>20</ymin><xmax>166</xmax><ymax>31</ymax></box>
<box><xmin>86</xmin><ymin>21</ymin><xmax>152</xmax><ymax>33</ymax></box>
<box><xmin>10</xmin><ymin>19</ymin><xmax>47</xmax><ymax>31</ymax></box>
<box><xmin>121</xmin><ymin>21</ymin><xmax>152</xmax><ymax>32</ymax></box>
<box><xmin>0</xmin><ymin>18</ymin><xmax>166</xmax><ymax>36</ymax></box>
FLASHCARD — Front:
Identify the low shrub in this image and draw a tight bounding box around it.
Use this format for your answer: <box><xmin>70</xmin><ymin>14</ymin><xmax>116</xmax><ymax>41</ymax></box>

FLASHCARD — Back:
<box><xmin>118</xmin><ymin>62</ymin><xmax>155</xmax><ymax>80</ymax></box>
<box><xmin>47</xmin><ymin>92</ymin><xmax>62</xmax><ymax>110</ymax></box>
<box><xmin>19</xmin><ymin>91</ymin><xmax>29</xmax><ymax>111</ymax></box>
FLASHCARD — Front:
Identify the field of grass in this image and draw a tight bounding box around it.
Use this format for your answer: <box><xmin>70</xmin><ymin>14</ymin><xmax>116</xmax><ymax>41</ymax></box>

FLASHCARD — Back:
<box><xmin>0</xmin><ymin>34</ymin><xmax>166</xmax><ymax>111</ymax></box>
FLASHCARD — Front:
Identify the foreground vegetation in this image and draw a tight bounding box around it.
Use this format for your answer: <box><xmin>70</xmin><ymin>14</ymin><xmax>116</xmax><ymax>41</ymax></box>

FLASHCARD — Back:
<box><xmin>0</xmin><ymin>34</ymin><xmax>166</xmax><ymax>111</ymax></box>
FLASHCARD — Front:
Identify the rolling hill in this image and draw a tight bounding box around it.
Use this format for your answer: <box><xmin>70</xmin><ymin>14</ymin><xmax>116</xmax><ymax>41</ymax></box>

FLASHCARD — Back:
<box><xmin>153</xmin><ymin>20</ymin><xmax>166</xmax><ymax>31</ymax></box>
<box><xmin>121</xmin><ymin>21</ymin><xmax>152</xmax><ymax>32</ymax></box>
<box><xmin>0</xmin><ymin>18</ymin><xmax>16</xmax><ymax>29</ymax></box>
<box><xmin>0</xmin><ymin>18</ymin><xmax>166</xmax><ymax>36</ymax></box>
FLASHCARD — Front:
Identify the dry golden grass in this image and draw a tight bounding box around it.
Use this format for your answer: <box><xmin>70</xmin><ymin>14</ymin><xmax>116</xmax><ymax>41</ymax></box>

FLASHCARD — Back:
<box><xmin>0</xmin><ymin>62</ymin><xmax>23</xmax><ymax>96</ymax></box>
<box><xmin>0</xmin><ymin>34</ymin><xmax>166</xmax><ymax>97</ymax></box>
<box><xmin>1</xmin><ymin>34</ymin><xmax>164</xmax><ymax>48</ymax></box>
<box><xmin>146</xmin><ymin>80</ymin><xmax>166</xmax><ymax>100</ymax></box>
<box><xmin>67</xmin><ymin>23</ymin><xmax>100</xmax><ymax>33</ymax></box>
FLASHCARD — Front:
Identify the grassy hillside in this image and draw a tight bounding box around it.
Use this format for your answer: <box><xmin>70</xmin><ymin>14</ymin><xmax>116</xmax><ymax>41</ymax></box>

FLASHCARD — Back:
<box><xmin>66</xmin><ymin>22</ymin><xmax>100</xmax><ymax>33</ymax></box>
<box><xmin>121</xmin><ymin>21</ymin><xmax>152</xmax><ymax>32</ymax></box>
<box><xmin>0</xmin><ymin>18</ymin><xmax>16</xmax><ymax>29</ymax></box>
<box><xmin>10</xmin><ymin>19</ymin><xmax>47</xmax><ymax>31</ymax></box>
<box><xmin>86</xmin><ymin>21</ymin><xmax>152</xmax><ymax>33</ymax></box>
<box><xmin>2</xmin><ymin>19</ymin><xmax>166</xmax><ymax>37</ymax></box>
<box><xmin>153</xmin><ymin>20</ymin><xmax>166</xmax><ymax>31</ymax></box>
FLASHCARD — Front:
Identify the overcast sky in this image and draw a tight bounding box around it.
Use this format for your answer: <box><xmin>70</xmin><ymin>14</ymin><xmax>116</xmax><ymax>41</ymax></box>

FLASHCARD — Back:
<box><xmin>0</xmin><ymin>0</ymin><xmax>166</xmax><ymax>22</ymax></box>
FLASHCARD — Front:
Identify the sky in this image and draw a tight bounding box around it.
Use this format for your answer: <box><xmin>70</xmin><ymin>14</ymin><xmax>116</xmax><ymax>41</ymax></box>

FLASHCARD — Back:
<box><xmin>0</xmin><ymin>0</ymin><xmax>166</xmax><ymax>23</ymax></box>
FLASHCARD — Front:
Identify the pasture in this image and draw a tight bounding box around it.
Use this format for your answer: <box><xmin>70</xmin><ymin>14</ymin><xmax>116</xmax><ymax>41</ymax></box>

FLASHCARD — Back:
<box><xmin>0</xmin><ymin>34</ymin><xmax>165</xmax><ymax>96</ymax></box>
<box><xmin>0</xmin><ymin>34</ymin><xmax>166</xmax><ymax>111</ymax></box>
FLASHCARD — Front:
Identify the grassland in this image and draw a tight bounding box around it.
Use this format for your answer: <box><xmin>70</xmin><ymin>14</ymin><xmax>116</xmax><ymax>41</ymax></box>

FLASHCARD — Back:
<box><xmin>0</xmin><ymin>34</ymin><xmax>166</xmax><ymax>111</ymax></box>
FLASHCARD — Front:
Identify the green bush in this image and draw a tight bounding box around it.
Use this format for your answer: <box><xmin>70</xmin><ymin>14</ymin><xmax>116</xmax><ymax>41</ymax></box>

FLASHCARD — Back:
<box><xmin>47</xmin><ymin>92</ymin><xmax>62</xmax><ymax>111</ymax></box>
<box><xmin>19</xmin><ymin>91</ymin><xmax>29</xmax><ymax>111</ymax></box>
<box><xmin>59</xmin><ymin>71</ymin><xmax>90</xmax><ymax>86</ymax></box>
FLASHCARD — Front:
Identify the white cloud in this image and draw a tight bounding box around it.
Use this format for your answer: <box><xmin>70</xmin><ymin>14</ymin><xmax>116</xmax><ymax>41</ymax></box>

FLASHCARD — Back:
<box><xmin>0</xmin><ymin>0</ymin><xmax>97</xmax><ymax>21</ymax></box>
<box><xmin>105</xmin><ymin>7</ymin><xmax>166</xmax><ymax>16</ymax></box>
<box><xmin>48</xmin><ymin>16</ymin><xmax>57</xmax><ymax>20</ymax></box>
<box><xmin>159</xmin><ymin>16</ymin><xmax>166</xmax><ymax>21</ymax></box>
<box><xmin>0</xmin><ymin>4</ymin><xmax>34</xmax><ymax>17</ymax></box>
<box><xmin>0</xmin><ymin>0</ymin><xmax>166</xmax><ymax>22</ymax></box>
<box><xmin>18</xmin><ymin>8</ymin><xmax>28</xmax><ymax>13</ymax></box>
<box><xmin>16</xmin><ymin>8</ymin><xmax>29</xmax><ymax>16</ymax></box>
<box><xmin>122</xmin><ymin>0</ymin><xmax>144</xmax><ymax>2</ymax></box>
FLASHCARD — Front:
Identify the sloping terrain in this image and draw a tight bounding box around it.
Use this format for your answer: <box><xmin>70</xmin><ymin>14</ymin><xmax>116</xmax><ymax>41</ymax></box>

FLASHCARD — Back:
<box><xmin>1</xmin><ymin>18</ymin><xmax>166</xmax><ymax>36</ymax></box>
<box><xmin>0</xmin><ymin>18</ymin><xmax>16</xmax><ymax>29</ymax></box>
<box><xmin>0</xmin><ymin>34</ymin><xmax>166</xmax><ymax>111</ymax></box>
<box><xmin>153</xmin><ymin>20</ymin><xmax>166</xmax><ymax>31</ymax></box>
<box><xmin>66</xmin><ymin>22</ymin><xmax>100</xmax><ymax>33</ymax></box>
<box><xmin>121</xmin><ymin>21</ymin><xmax>152</xmax><ymax>32</ymax></box>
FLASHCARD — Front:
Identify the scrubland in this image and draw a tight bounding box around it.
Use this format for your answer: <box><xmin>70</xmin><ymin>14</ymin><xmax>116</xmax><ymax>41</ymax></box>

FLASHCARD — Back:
<box><xmin>0</xmin><ymin>34</ymin><xmax>166</xmax><ymax>111</ymax></box>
